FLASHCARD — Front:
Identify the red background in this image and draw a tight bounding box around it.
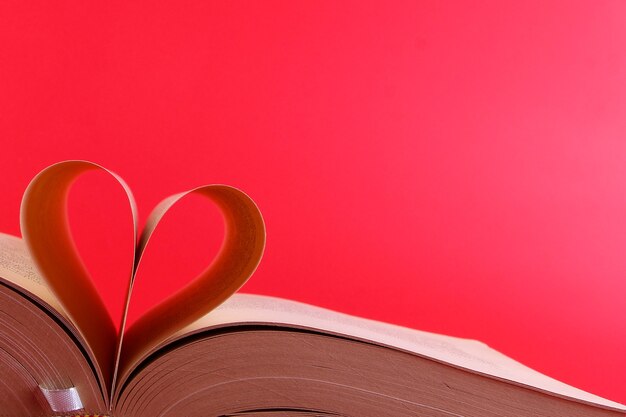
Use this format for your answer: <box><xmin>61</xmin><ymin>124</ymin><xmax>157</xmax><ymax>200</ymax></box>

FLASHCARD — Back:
<box><xmin>1</xmin><ymin>1</ymin><xmax>625</xmax><ymax>405</ymax></box>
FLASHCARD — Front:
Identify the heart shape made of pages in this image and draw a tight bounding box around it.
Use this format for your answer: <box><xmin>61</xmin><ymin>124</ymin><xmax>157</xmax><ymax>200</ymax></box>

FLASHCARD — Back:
<box><xmin>20</xmin><ymin>161</ymin><xmax>266</xmax><ymax>395</ymax></box>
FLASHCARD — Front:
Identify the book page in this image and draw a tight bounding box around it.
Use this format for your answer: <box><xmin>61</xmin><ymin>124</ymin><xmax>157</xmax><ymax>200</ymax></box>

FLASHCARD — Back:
<box><xmin>20</xmin><ymin>160</ymin><xmax>139</xmax><ymax>397</ymax></box>
<box><xmin>118</xmin><ymin>184</ymin><xmax>265</xmax><ymax>387</ymax></box>
<box><xmin>167</xmin><ymin>294</ymin><xmax>625</xmax><ymax>412</ymax></box>
<box><xmin>0</xmin><ymin>232</ymin><xmax>66</xmax><ymax>316</ymax></box>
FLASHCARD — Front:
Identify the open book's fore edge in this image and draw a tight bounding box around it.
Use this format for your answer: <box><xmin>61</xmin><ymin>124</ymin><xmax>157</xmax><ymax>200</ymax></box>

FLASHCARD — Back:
<box><xmin>163</xmin><ymin>294</ymin><xmax>626</xmax><ymax>413</ymax></box>
<box><xmin>191</xmin><ymin>325</ymin><xmax>626</xmax><ymax>414</ymax></box>
<box><xmin>0</xmin><ymin>277</ymin><xmax>107</xmax><ymax>406</ymax></box>
<box><xmin>116</xmin><ymin>321</ymin><xmax>626</xmax><ymax>417</ymax></box>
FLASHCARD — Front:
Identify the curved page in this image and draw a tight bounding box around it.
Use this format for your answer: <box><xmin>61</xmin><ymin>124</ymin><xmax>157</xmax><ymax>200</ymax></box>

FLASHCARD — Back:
<box><xmin>20</xmin><ymin>161</ymin><xmax>138</xmax><ymax>396</ymax></box>
<box><xmin>119</xmin><ymin>185</ymin><xmax>265</xmax><ymax>385</ymax></box>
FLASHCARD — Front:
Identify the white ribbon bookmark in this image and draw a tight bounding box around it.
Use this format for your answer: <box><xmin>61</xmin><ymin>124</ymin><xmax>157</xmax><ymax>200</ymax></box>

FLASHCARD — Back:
<box><xmin>39</xmin><ymin>386</ymin><xmax>84</xmax><ymax>412</ymax></box>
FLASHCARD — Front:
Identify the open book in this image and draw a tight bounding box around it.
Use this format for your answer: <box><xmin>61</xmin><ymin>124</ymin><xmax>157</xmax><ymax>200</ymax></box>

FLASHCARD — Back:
<box><xmin>0</xmin><ymin>160</ymin><xmax>623</xmax><ymax>417</ymax></box>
